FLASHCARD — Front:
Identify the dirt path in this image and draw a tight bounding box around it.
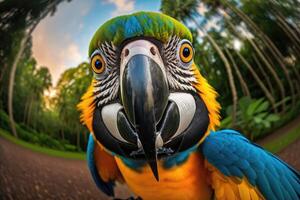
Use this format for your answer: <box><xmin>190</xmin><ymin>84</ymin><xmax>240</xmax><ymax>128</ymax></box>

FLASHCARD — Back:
<box><xmin>0</xmin><ymin>124</ymin><xmax>299</xmax><ymax>200</ymax></box>
<box><xmin>277</xmin><ymin>139</ymin><xmax>300</xmax><ymax>170</ymax></box>
<box><xmin>0</xmin><ymin>137</ymin><xmax>130</xmax><ymax>200</ymax></box>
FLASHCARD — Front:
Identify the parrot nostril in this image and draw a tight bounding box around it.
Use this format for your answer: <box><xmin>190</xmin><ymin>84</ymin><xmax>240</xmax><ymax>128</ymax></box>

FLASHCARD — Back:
<box><xmin>150</xmin><ymin>46</ymin><xmax>156</xmax><ymax>55</ymax></box>
<box><xmin>124</xmin><ymin>49</ymin><xmax>129</xmax><ymax>57</ymax></box>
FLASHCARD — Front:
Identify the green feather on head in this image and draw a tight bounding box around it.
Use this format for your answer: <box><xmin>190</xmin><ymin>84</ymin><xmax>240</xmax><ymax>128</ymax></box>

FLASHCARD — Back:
<box><xmin>89</xmin><ymin>11</ymin><xmax>192</xmax><ymax>56</ymax></box>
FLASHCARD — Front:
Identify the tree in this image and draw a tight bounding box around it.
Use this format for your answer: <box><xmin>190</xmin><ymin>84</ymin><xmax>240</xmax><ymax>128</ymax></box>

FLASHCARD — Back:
<box><xmin>0</xmin><ymin>0</ymin><xmax>67</xmax><ymax>137</ymax></box>
<box><xmin>222</xmin><ymin>13</ymin><xmax>286</xmax><ymax>111</ymax></box>
<box><xmin>55</xmin><ymin>62</ymin><xmax>92</xmax><ymax>150</ymax></box>
<box><xmin>235</xmin><ymin>50</ymin><xmax>277</xmax><ymax>112</ymax></box>
<box><xmin>220</xmin><ymin>0</ymin><xmax>297</xmax><ymax>106</ymax></box>
<box><xmin>224</xmin><ymin>47</ymin><xmax>250</xmax><ymax>97</ymax></box>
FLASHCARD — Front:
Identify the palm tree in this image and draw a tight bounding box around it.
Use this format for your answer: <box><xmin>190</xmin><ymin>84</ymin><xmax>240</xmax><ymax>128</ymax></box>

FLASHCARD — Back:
<box><xmin>222</xmin><ymin>14</ymin><xmax>286</xmax><ymax>111</ymax></box>
<box><xmin>252</xmin><ymin>53</ymin><xmax>275</xmax><ymax>98</ymax></box>
<box><xmin>7</xmin><ymin>0</ymin><xmax>61</xmax><ymax>137</ymax></box>
<box><xmin>270</xmin><ymin>0</ymin><xmax>300</xmax><ymax>39</ymax></box>
<box><xmin>269</xmin><ymin>6</ymin><xmax>300</xmax><ymax>82</ymax></box>
<box><xmin>161</xmin><ymin>0</ymin><xmax>238</xmax><ymax>125</ymax></box>
<box><xmin>235</xmin><ymin>50</ymin><xmax>277</xmax><ymax>112</ymax></box>
<box><xmin>224</xmin><ymin>48</ymin><xmax>250</xmax><ymax>97</ymax></box>
<box><xmin>221</xmin><ymin>0</ymin><xmax>297</xmax><ymax>107</ymax></box>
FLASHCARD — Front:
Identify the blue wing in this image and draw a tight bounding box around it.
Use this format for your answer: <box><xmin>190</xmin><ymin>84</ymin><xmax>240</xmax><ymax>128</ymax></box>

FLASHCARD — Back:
<box><xmin>201</xmin><ymin>129</ymin><xmax>300</xmax><ymax>200</ymax></box>
<box><xmin>87</xmin><ymin>134</ymin><xmax>115</xmax><ymax>196</ymax></box>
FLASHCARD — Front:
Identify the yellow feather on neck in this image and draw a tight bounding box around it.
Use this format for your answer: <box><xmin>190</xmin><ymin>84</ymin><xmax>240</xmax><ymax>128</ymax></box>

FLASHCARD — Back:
<box><xmin>191</xmin><ymin>63</ymin><xmax>221</xmax><ymax>143</ymax></box>
<box><xmin>77</xmin><ymin>80</ymin><xmax>96</xmax><ymax>133</ymax></box>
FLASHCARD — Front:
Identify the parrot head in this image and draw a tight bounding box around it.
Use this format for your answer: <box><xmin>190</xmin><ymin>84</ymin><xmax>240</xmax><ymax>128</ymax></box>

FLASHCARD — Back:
<box><xmin>78</xmin><ymin>12</ymin><xmax>220</xmax><ymax>180</ymax></box>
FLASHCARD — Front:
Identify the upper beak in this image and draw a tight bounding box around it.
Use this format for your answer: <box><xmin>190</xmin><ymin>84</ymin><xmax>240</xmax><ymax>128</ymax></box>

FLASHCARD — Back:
<box><xmin>121</xmin><ymin>54</ymin><xmax>169</xmax><ymax>181</ymax></box>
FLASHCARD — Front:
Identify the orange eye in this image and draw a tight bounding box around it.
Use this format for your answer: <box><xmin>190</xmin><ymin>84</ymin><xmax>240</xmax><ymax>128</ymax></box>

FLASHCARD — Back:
<box><xmin>179</xmin><ymin>43</ymin><xmax>193</xmax><ymax>63</ymax></box>
<box><xmin>91</xmin><ymin>54</ymin><xmax>105</xmax><ymax>74</ymax></box>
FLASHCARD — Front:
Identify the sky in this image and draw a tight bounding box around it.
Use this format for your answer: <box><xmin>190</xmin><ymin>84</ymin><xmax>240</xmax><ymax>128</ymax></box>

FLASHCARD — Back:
<box><xmin>32</xmin><ymin>0</ymin><xmax>161</xmax><ymax>86</ymax></box>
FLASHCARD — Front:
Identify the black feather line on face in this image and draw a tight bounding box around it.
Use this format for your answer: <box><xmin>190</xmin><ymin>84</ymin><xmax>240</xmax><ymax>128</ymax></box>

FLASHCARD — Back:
<box><xmin>93</xmin><ymin>42</ymin><xmax>120</xmax><ymax>107</ymax></box>
<box><xmin>163</xmin><ymin>36</ymin><xmax>196</xmax><ymax>92</ymax></box>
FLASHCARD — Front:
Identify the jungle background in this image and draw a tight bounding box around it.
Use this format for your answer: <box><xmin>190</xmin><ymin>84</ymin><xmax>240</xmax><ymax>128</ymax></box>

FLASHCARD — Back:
<box><xmin>0</xmin><ymin>0</ymin><xmax>300</xmax><ymax>199</ymax></box>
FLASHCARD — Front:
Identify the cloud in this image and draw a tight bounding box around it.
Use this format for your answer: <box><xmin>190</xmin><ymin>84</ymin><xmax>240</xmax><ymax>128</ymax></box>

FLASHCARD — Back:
<box><xmin>31</xmin><ymin>0</ymin><xmax>92</xmax><ymax>85</ymax></box>
<box><xmin>197</xmin><ymin>2</ymin><xmax>207</xmax><ymax>16</ymax></box>
<box><xmin>79</xmin><ymin>2</ymin><xmax>92</xmax><ymax>16</ymax></box>
<box><xmin>61</xmin><ymin>43</ymin><xmax>83</xmax><ymax>64</ymax></box>
<box><xmin>104</xmin><ymin>0</ymin><xmax>135</xmax><ymax>16</ymax></box>
<box><xmin>32</xmin><ymin>21</ymin><xmax>83</xmax><ymax>85</ymax></box>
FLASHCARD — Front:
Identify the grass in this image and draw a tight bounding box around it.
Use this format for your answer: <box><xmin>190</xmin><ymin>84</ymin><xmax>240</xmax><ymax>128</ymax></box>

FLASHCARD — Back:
<box><xmin>263</xmin><ymin>123</ymin><xmax>300</xmax><ymax>153</ymax></box>
<box><xmin>0</xmin><ymin>128</ymin><xmax>86</xmax><ymax>160</ymax></box>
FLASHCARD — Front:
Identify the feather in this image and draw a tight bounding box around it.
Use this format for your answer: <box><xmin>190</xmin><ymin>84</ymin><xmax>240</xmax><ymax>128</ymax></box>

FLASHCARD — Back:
<box><xmin>86</xmin><ymin>134</ymin><xmax>115</xmax><ymax>196</ymax></box>
<box><xmin>89</xmin><ymin>11</ymin><xmax>192</xmax><ymax>57</ymax></box>
<box><xmin>202</xmin><ymin>130</ymin><xmax>300</xmax><ymax>200</ymax></box>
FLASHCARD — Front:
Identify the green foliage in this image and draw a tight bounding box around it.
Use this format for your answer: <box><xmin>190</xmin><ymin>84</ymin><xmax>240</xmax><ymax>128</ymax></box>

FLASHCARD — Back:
<box><xmin>0</xmin><ymin>109</ymin><xmax>79</xmax><ymax>152</ymax></box>
<box><xmin>220</xmin><ymin>97</ymin><xmax>280</xmax><ymax>139</ymax></box>
<box><xmin>160</xmin><ymin>0</ymin><xmax>199</xmax><ymax>23</ymax></box>
<box><xmin>54</xmin><ymin>62</ymin><xmax>92</xmax><ymax>149</ymax></box>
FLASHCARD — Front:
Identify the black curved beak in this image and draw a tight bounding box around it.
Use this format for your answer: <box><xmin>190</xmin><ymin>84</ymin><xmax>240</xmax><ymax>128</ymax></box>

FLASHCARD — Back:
<box><xmin>121</xmin><ymin>54</ymin><xmax>169</xmax><ymax>181</ymax></box>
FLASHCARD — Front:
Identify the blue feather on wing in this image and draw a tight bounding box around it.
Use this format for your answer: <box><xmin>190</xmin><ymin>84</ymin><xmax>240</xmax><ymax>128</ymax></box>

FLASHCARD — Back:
<box><xmin>201</xmin><ymin>129</ymin><xmax>300</xmax><ymax>200</ymax></box>
<box><xmin>87</xmin><ymin>134</ymin><xmax>115</xmax><ymax>197</ymax></box>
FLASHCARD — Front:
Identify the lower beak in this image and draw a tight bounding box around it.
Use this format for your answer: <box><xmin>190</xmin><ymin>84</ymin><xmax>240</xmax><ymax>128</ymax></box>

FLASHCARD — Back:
<box><xmin>121</xmin><ymin>54</ymin><xmax>169</xmax><ymax>180</ymax></box>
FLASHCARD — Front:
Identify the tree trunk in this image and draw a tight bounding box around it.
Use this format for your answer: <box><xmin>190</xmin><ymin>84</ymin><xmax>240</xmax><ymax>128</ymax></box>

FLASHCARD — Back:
<box><xmin>270</xmin><ymin>0</ymin><xmax>300</xmax><ymax>37</ymax></box>
<box><xmin>225</xmin><ymin>48</ymin><xmax>251</xmax><ymax>97</ymax></box>
<box><xmin>222</xmin><ymin>12</ymin><xmax>287</xmax><ymax>111</ymax></box>
<box><xmin>272</xmin><ymin>12</ymin><xmax>300</xmax><ymax>82</ymax></box>
<box><xmin>222</xmin><ymin>0</ymin><xmax>297</xmax><ymax>107</ymax></box>
<box><xmin>192</xmin><ymin>18</ymin><xmax>238</xmax><ymax>126</ymax></box>
<box><xmin>8</xmin><ymin>35</ymin><xmax>28</xmax><ymax>137</ymax></box>
<box><xmin>26</xmin><ymin>95</ymin><xmax>34</xmax><ymax>125</ymax></box>
<box><xmin>235</xmin><ymin>50</ymin><xmax>277</xmax><ymax>112</ymax></box>
<box><xmin>7</xmin><ymin>1</ymin><xmax>59</xmax><ymax>137</ymax></box>
<box><xmin>273</xmin><ymin>11</ymin><xmax>300</xmax><ymax>56</ymax></box>
<box><xmin>23</xmin><ymin>96</ymin><xmax>30</xmax><ymax>123</ymax></box>
<box><xmin>252</xmin><ymin>53</ymin><xmax>275</xmax><ymax>97</ymax></box>
<box><xmin>294</xmin><ymin>79</ymin><xmax>300</xmax><ymax>98</ymax></box>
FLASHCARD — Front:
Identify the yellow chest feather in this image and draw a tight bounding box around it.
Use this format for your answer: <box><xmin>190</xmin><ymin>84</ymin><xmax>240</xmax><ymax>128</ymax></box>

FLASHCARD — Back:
<box><xmin>115</xmin><ymin>153</ymin><xmax>213</xmax><ymax>200</ymax></box>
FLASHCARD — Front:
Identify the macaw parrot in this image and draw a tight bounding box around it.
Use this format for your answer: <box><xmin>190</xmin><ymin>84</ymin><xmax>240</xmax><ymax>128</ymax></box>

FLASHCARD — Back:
<box><xmin>78</xmin><ymin>11</ymin><xmax>300</xmax><ymax>200</ymax></box>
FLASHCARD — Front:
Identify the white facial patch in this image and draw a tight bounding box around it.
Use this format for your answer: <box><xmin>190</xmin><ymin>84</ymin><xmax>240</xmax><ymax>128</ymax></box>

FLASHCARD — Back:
<box><xmin>168</xmin><ymin>92</ymin><xmax>196</xmax><ymax>139</ymax></box>
<box><xmin>101</xmin><ymin>92</ymin><xmax>196</xmax><ymax>148</ymax></box>
<box><xmin>101</xmin><ymin>103</ymin><xmax>129</xmax><ymax>143</ymax></box>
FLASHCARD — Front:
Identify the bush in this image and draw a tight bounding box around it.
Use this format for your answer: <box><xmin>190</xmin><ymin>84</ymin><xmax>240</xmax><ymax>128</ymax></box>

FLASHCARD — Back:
<box><xmin>19</xmin><ymin>123</ymin><xmax>39</xmax><ymax>135</ymax></box>
<box><xmin>220</xmin><ymin>97</ymin><xmax>280</xmax><ymax>140</ymax></box>
<box><xmin>64</xmin><ymin>144</ymin><xmax>77</xmax><ymax>152</ymax></box>
<box><xmin>0</xmin><ymin>110</ymin><xmax>79</xmax><ymax>152</ymax></box>
<box><xmin>37</xmin><ymin>133</ymin><xmax>63</xmax><ymax>150</ymax></box>
<box><xmin>0</xmin><ymin>109</ymin><xmax>11</xmax><ymax>131</ymax></box>
<box><xmin>16</xmin><ymin>126</ymin><xmax>34</xmax><ymax>142</ymax></box>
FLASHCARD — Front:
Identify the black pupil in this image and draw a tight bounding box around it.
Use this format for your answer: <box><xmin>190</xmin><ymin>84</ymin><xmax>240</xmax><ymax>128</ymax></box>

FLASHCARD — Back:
<box><xmin>95</xmin><ymin>59</ymin><xmax>102</xmax><ymax>69</ymax></box>
<box><xmin>183</xmin><ymin>47</ymin><xmax>190</xmax><ymax>57</ymax></box>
